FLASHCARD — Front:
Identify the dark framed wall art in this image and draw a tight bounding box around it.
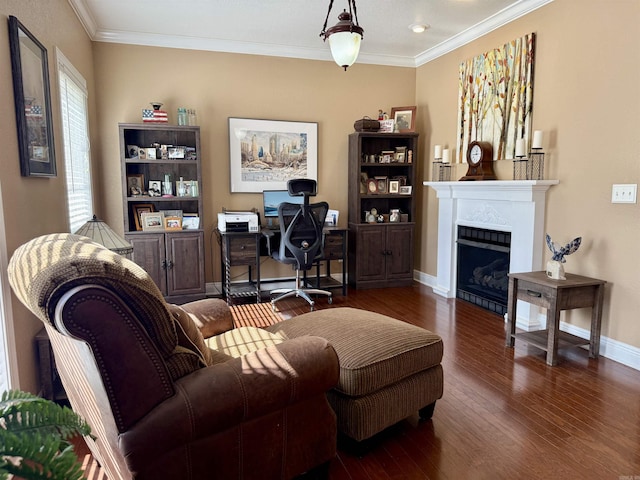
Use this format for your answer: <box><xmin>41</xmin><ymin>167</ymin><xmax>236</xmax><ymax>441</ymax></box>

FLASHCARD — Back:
<box><xmin>8</xmin><ymin>15</ymin><xmax>57</xmax><ymax>177</ymax></box>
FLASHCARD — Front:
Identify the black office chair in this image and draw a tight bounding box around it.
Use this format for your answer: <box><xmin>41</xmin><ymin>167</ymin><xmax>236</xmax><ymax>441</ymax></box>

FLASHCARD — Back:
<box><xmin>270</xmin><ymin>179</ymin><xmax>332</xmax><ymax>311</ymax></box>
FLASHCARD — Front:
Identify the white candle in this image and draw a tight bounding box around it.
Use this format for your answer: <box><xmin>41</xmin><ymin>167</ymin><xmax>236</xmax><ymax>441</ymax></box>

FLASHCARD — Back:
<box><xmin>434</xmin><ymin>144</ymin><xmax>442</xmax><ymax>159</ymax></box>
<box><xmin>515</xmin><ymin>139</ymin><xmax>525</xmax><ymax>157</ymax></box>
<box><xmin>442</xmin><ymin>149</ymin><xmax>450</xmax><ymax>163</ymax></box>
<box><xmin>532</xmin><ymin>130</ymin><xmax>543</xmax><ymax>149</ymax></box>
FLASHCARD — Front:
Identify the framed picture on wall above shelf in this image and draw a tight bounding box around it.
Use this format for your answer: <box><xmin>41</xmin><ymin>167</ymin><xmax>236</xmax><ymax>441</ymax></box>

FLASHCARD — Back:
<box><xmin>228</xmin><ymin>117</ymin><xmax>318</xmax><ymax>192</ymax></box>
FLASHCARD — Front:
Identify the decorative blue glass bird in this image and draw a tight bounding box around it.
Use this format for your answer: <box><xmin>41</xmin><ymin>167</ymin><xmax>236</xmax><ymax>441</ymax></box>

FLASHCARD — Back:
<box><xmin>545</xmin><ymin>234</ymin><xmax>581</xmax><ymax>263</ymax></box>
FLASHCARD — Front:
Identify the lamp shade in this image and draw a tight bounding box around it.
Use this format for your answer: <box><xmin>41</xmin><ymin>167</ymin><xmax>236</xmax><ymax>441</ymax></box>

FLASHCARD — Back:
<box><xmin>74</xmin><ymin>215</ymin><xmax>134</xmax><ymax>255</ymax></box>
<box><xmin>320</xmin><ymin>5</ymin><xmax>364</xmax><ymax>71</ymax></box>
<box><xmin>328</xmin><ymin>29</ymin><xmax>362</xmax><ymax>69</ymax></box>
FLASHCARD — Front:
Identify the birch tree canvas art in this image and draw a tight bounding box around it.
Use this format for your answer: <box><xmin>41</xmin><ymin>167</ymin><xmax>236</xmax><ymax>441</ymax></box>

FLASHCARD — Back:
<box><xmin>456</xmin><ymin>33</ymin><xmax>536</xmax><ymax>162</ymax></box>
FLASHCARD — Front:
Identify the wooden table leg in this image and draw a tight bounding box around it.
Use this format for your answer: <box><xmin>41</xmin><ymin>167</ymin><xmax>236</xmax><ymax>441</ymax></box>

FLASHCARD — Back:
<box><xmin>589</xmin><ymin>283</ymin><xmax>605</xmax><ymax>358</ymax></box>
<box><xmin>546</xmin><ymin>296</ymin><xmax>560</xmax><ymax>366</ymax></box>
<box><xmin>506</xmin><ymin>276</ymin><xmax>517</xmax><ymax>347</ymax></box>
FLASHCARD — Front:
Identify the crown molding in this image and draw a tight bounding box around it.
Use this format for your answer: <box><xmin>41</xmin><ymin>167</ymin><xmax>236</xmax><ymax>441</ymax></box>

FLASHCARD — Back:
<box><xmin>68</xmin><ymin>0</ymin><xmax>98</xmax><ymax>38</ymax></box>
<box><xmin>414</xmin><ymin>0</ymin><xmax>554</xmax><ymax>66</ymax></box>
<box><xmin>70</xmin><ymin>0</ymin><xmax>553</xmax><ymax>69</ymax></box>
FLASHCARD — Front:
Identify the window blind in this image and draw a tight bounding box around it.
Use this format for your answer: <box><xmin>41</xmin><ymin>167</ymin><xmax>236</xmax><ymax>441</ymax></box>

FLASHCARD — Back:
<box><xmin>57</xmin><ymin>48</ymin><xmax>92</xmax><ymax>233</ymax></box>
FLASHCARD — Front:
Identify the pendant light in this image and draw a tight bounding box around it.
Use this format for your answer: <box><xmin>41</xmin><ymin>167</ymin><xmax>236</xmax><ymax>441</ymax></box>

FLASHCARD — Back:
<box><xmin>320</xmin><ymin>0</ymin><xmax>364</xmax><ymax>71</ymax></box>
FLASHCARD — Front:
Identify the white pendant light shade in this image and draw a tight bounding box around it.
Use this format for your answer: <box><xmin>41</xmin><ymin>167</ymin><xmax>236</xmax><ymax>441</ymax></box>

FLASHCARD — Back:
<box><xmin>320</xmin><ymin>1</ymin><xmax>364</xmax><ymax>71</ymax></box>
<box><xmin>328</xmin><ymin>30</ymin><xmax>362</xmax><ymax>69</ymax></box>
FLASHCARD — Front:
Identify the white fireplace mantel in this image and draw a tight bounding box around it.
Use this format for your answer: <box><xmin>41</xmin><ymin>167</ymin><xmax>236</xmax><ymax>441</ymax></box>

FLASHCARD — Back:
<box><xmin>423</xmin><ymin>180</ymin><xmax>558</xmax><ymax>328</ymax></box>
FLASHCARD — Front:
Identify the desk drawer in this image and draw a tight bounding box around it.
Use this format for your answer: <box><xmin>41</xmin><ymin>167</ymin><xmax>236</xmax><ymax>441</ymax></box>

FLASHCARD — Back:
<box><xmin>323</xmin><ymin>234</ymin><xmax>344</xmax><ymax>259</ymax></box>
<box><xmin>224</xmin><ymin>237</ymin><xmax>257</xmax><ymax>264</ymax></box>
<box><xmin>515</xmin><ymin>279</ymin><xmax>554</xmax><ymax>308</ymax></box>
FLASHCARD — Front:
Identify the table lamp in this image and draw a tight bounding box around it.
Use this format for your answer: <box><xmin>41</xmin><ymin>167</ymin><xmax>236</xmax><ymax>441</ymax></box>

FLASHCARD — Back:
<box><xmin>74</xmin><ymin>215</ymin><xmax>134</xmax><ymax>256</ymax></box>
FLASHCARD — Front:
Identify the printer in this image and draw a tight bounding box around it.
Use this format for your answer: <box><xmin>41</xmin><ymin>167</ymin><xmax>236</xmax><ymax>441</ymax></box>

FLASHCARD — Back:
<box><xmin>217</xmin><ymin>211</ymin><xmax>260</xmax><ymax>233</ymax></box>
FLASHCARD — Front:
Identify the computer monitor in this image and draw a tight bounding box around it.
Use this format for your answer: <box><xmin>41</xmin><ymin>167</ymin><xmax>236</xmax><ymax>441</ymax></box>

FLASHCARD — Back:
<box><xmin>262</xmin><ymin>190</ymin><xmax>304</xmax><ymax>218</ymax></box>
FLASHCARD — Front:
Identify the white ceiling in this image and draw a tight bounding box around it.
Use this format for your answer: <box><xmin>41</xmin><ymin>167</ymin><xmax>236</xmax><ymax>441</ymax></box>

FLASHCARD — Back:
<box><xmin>68</xmin><ymin>0</ymin><xmax>552</xmax><ymax>68</ymax></box>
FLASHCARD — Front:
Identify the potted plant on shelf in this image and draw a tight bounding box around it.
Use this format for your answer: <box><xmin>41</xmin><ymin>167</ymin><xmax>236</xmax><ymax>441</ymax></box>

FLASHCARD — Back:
<box><xmin>0</xmin><ymin>390</ymin><xmax>92</xmax><ymax>480</ymax></box>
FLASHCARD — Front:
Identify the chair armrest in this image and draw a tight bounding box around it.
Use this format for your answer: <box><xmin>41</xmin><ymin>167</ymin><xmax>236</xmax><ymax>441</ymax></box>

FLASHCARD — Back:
<box><xmin>262</xmin><ymin>228</ymin><xmax>275</xmax><ymax>256</ymax></box>
<box><xmin>119</xmin><ymin>335</ymin><xmax>339</xmax><ymax>464</ymax></box>
<box><xmin>179</xmin><ymin>298</ymin><xmax>234</xmax><ymax>337</ymax></box>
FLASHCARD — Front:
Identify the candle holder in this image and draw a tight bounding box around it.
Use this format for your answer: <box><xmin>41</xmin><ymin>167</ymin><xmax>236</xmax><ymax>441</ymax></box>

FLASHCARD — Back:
<box><xmin>512</xmin><ymin>156</ymin><xmax>529</xmax><ymax>180</ymax></box>
<box><xmin>439</xmin><ymin>163</ymin><xmax>452</xmax><ymax>181</ymax></box>
<box><xmin>432</xmin><ymin>160</ymin><xmax>443</xmax><ymax>181</ymax></box>
<box><xmin>528</xmin><ymin>149</ymin><xmax>545</xmax><ymax>180</ymax></box>
<box><xmin>432</xmin><ymin>160</ymin><xmax>452</xmax><ymax>181</ymax></box>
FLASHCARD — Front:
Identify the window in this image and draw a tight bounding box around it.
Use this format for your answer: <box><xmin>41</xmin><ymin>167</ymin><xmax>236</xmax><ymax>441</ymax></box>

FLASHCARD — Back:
<box><xmin>57</xmin><ymin>48</ymin><xmax>92</xmax><ymax>233</ymax></box>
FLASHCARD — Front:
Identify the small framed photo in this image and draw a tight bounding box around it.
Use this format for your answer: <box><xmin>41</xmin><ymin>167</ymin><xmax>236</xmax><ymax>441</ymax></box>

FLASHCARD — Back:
<box><xmin>160</xmin><ymin>209</ymin><xmax>183</xmax><ymax>219</ymax></box>
<box><xmin>375</xmin><ymin>176</ymin><xmax>388</xmax><ymax>194</ymax></box>
<box><xmin>182</xmin><ymin>215</ymin><xmax>200</xmax><ymax>230</ymax></box>
<box><xmin>394</xmin><ymin>152</ymin><xmax>405</xmax><ymax>163</ymax></box>
<box><xmin>145</xmin><ymin>147</ymin><xmax>157</xmax><ymax>160</ymax></box>
<box><xmin>176</xmin><ymin>180</ymin><xmax>191</xmax><ymax>197</ymax></box>
<box><xmin>367</xmin><ymin>178</ymin><xmax>378</xmax><ymax>195</ymax></box>
<box><xmin>390</xmin><ymin>106</ymin><xmax>417</xmax><ymax>133</ymax></box>
<box><xmin>148</xmin><ymin>180</ymin><xmax>161</xmax><ymax>197</ymax></box>
<box><xmin>381</xmin><ymin>150</ymin><xmax>394</xmax><ymax>163</ymax></box>
<box><xmin>168</xmin><ymin>146</ymin><xmax>186</xmax><ymax>159</ymax></box>
<box><xmin>127</xmin><ymin>174</ymin><xmax>144</xmax><ymax>197</ymax></box>
<box><xmin>399</xmin><ymin>185</ymin><xmax>413</xmax><ymax>195</ymax></box>
<box><xmin>132</xmin><ymin>203</ymin><xmax>155</xmax><ymax>231</ymax></box>
<box><xmin>392</xmin><ymin>175</ymin><xmax>408</xmax><ymax>186</ymax></box>
<box><xmin>389</xmin><ymin>180</ymin><xmax>400</xmax><ymax>194</ymax></box>
<box><xmin>164</xmin><ymin>216</ymin><xmax>183</xmax><ymax>231</ymax></box>
<box><xmin>127</xmin><ymin>145</ymin><xmax>139</xmax><ymax>158</ymax></box>
<box><xmin>141</xmin><ymin>211</ymin><xmax>164</xmax><ymax>231</ymax></box>
<box><xmin>360</xmin><ymin>172</ymin><xmax>369</xmax><ymax>194</ymax></box>
<box><xmin>160</xmin><ymin>144</ymin><xmax>171</xmax><ymax>159</ymax></box>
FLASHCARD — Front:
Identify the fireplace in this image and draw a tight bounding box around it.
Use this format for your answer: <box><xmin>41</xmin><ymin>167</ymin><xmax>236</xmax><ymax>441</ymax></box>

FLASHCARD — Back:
<box><xmin>423</xmin><ymin>180</ymin><xmax>558</xmax><ymax>329</ymax></box>
<box><xmin>456</xmin><ymin>226</ymin><xmax>510</xmax><ymax>315</ymax></box>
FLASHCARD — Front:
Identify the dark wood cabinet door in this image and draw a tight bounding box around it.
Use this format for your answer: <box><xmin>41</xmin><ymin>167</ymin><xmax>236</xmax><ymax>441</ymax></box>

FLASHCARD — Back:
<box><xmin>166</xmin><ymin>231</ymin><xmax>205</xmax><ymax>297</ymax></box>
<box><xmin>126</xmin><ymin>233</ymin><xmax>167</xmax><ymax>294</ymax></box>
<box><xmin>386</xmin><ymin>224</ymin><xmax>415</xmax><ymax>280</ymax></box>
<box><xmin>355</xmin><ymin>225</ymin><xmax>386</xmax><ymax>282</ymax></box>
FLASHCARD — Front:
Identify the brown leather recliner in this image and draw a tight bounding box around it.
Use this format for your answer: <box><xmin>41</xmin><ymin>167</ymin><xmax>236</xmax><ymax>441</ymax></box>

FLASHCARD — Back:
<box><xmin>8</xmin><ymin>233</ymin><xmax>339</xmax><ymax>480</ymax></box>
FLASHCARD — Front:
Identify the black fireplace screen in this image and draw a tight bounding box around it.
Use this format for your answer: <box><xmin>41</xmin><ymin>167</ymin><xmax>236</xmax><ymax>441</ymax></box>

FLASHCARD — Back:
<box><xmin>456</xmin><ymin>226</ymin><xmax>511</xmax><ymax>315</ymax></box>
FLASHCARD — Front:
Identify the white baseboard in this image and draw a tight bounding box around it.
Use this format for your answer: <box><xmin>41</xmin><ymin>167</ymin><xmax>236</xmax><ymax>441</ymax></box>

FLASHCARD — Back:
<box><xmin>413</xmin><ymin>269</ymin><xmax>640</xmax><ymax>371</ymax></box>
<box><xmin>414</xmin><ymin>270</ymin><xmax>437</xmax><ymax>288</ymax></box>
<box><xmin>560</xmin><ymin>321</ymin><xmax>640</xmax><ymax>371</ymax></box>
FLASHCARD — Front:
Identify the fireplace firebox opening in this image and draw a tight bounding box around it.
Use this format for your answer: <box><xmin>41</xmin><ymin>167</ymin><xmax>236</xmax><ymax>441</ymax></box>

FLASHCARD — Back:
<box><xmin>456</xmin><ymin>226</ymin><xmax>511</xmax><ymax>315</ymax></box>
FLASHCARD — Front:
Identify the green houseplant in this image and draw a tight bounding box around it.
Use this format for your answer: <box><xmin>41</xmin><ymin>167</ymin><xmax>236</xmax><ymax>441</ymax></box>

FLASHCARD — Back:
<box><xmin>0</xmin><ymin>390</ymin><xmax>92</xmax><ymax>480</ymax></box>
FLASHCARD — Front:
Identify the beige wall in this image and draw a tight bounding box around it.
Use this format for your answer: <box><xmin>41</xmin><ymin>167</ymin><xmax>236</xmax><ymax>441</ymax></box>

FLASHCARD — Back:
<box><xmin>417</xmin><ymin>0</ymin><xmax>640</xmax><ymax>347</ymax></box>
<box><xmin>91</xmin><ymin>44</ymin><xmax>416</xmax><ymax>280</ymax></box>
<box><xmin>0</xmin><ymin>0</ymin><xmax>97</xmax><ymax>391</ymax></box>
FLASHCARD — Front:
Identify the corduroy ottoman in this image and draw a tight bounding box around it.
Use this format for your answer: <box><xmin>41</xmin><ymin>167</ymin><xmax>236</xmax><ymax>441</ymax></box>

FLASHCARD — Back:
<box><xmin>267</xmin><ymin>307</ymin><xmax>444</xmax><ymax>442</ymax></box>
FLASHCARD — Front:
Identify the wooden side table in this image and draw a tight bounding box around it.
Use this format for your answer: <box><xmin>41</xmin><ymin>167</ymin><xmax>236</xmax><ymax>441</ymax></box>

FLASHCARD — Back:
<box><xmin>506</xmin><ymin>271</ymin><xmax>606</xmax><ymax>366</ymax></box>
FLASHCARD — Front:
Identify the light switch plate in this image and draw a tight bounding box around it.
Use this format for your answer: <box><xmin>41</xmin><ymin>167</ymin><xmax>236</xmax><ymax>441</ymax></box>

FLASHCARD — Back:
<box><xmin>611</xmin><ymin>184</ymin><xmax>637</xmax><ymax>204</ymax></box>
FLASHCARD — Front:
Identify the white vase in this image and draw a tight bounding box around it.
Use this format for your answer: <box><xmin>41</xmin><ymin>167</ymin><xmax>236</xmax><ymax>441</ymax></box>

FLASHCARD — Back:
<box><xmin>546</xmin><ymin>260</ymin><xmax>566</xmax><ymax>280</ymax></box>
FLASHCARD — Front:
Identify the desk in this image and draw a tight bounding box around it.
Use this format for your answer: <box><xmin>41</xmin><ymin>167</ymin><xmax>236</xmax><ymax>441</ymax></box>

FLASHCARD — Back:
<box><xmin>218</xmin><ymin>227</ymin><xmax>347</xmax><ymax>304</ymax></box>
<box><xmin>216</xmin><ymin>229</ymin><xmax>261</xmax><ymax>305</ymax></box>
<box><xmin>304</xmin><ymin>227</ymin><xmax>348</xmax><ymax>296</ymax></box>
<box><xmin>506</xmin><ymin>271</ymin><xmax>606</xmax><ymax>366</ymax></box>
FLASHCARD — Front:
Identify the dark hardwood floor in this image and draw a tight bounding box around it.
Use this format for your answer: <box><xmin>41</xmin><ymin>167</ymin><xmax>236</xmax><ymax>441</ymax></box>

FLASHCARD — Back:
<box><xmin>76</xmin><ymin>283</ymin><xmax>640</xmax><ymax>479</ymax></box>
<box><xmin>274</xmin><ymin>283</ymin><xmax>640</xmax><ymax>480</ymax></box>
